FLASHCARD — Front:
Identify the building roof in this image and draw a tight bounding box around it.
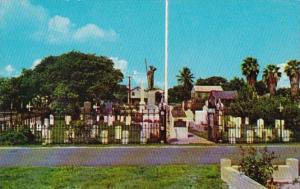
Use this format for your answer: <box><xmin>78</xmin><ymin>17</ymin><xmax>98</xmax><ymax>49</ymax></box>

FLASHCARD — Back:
<box><xmin>192</xmin><ymin>86</ymin><xmax>223</xmax><ymax>93</ymax></box>
<box><xmin>210</xmin><ymin>90</ymin><xmax>237</xmax><ymax>100</ymax></box>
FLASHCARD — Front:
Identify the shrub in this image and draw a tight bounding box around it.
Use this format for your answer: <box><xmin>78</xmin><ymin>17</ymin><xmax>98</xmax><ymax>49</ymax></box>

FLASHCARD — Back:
<box><xmin>0</xmin><ymin>127</ymin><xmax>35</xmax><ymax>145</ymax></box>
<box><xmin>239</xmin><ymin>147</ymin><xmax>277</xmax><ymax>186</ymax></box>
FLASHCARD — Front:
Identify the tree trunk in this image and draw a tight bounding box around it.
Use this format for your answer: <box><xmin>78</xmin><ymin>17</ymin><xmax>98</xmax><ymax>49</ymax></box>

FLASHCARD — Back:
<box><xmin>247</xmin><ymin>76</ymin><xmax>256</xmax><ymax>87</ymax></box>
<box><xmin>269</xmin><ymin>83</ymin><xmax>276</xmax><ymax>96</ymax></box>
<box><xmin>290</xmin><ymin>73</ymin><xmax>300</xmax><ymax>99</ymax></box>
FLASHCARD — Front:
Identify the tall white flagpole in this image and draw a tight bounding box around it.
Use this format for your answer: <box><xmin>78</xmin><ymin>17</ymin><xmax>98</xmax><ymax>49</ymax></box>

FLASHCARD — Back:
<box><xmin>164</xmin><ymin>0</ymin><xmax>169</xmax><ymax>105</ymax></box>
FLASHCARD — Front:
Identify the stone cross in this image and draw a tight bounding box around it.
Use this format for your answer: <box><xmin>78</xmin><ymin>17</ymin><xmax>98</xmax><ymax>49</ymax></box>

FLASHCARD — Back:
<box><xmin>26</xmin><ymin>102</ymin><xmax>33</xmax><ymax>111</ymax></box>
<box><xmin>278</xmin><ymin>103</ymin><xmax>284</xmax><ymax>113</ymax></box>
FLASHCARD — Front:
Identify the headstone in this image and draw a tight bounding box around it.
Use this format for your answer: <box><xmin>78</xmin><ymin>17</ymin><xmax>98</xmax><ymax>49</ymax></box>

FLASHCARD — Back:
<box><xmin>195</xmin><ymin>110</ymin><xmax>207</xmax><ymax>125</ymax></box>
<box><xmin>263</xmin><ymin>128</ymin><xmax>272</xmax><ymax>142</ymax></box>
<box><xmin>122</xmin><ymin>130</ymin><xmax>129</xmax><ymax>144</ymax></box>
<box><xmin>125</xmin><ymin>115</ymin><xmax>131</xmax><ymax>126</ymax></box>
<box><xmin>108</xmin><ymin>115</ymin><xmax>113</xmax><ymax>126</ymax></box>
<box><xmin>235</xmin><ymin>117</ymin><xmax>242</xmax><ymax>138</ymax></box>
<box><xmin>245</xmin><ymin>117</ymin><xmax>249</xmax><ymax>125</ymax></box>
<box><xmin>228</xmin><ymin>128</ymin><xmax>236</xmax><ymax>144</ymax></box>
<box><xmin>44</xmin><ymin>118</ymin><xmax>49</xmax><ymax>127</ymax></box>
<box><xmin>65</xmin><ymin>115</ymin><xmax>72</xmax><ymax>125</ymax></box>
<box><xmin>91</xmin><ymin>125</ymin><xmax>98</xmax><ymax>138</ymax></box>
<box><xmin>64</xmin><ymin>130</ymin><xmax>69</xmax><ymax>143</ymax></box>
<box><xmin>256</xmin><ymin>118</ymin><xmax>264</xmax><ymax>138</ymax></box>
<box><xmin>83</xmin><ymin>101</ymin><xmax>92</xmax><ymax>113</ymax></box>
<box><xmin>175</xmin><ymin>127</ymin><xmax>188</xmax><ymax>139</ymax></box>
<box><xmin>115</xmin><ymin>126</ymin><xmax>122</xmax><ymax>140</ymax></box>
<box><xmin>275</xmin><ymin>119</ymin><xmax>285</xmax><ymax>138</ymax></box>
<box><xmin>246</xmin><ymin>130</ymin><xmax>254</xmax><ymax>144</ymax></box>
<box><xmin>49</xmin><ymin>114</ymin><xmax>54</xmax><ymax>125</ymax></box>
<box><xmin>120</xmin><ymin>116</ymin><xmax>125</xmax><ymax>123</ymax></box>
<box><xmin>101</xmin><ymin>130</ymin><xmax>108</xmax><ymax>144</ymax></box>
<box><xmin>104</xmin><ymin>116</ymin><xmax>108</xmax><ymax>123</ymax></box>
<box><xmin>42</xmin><ymin>127</ymin><xmax>51</xmax><ymax>145</ymax></box>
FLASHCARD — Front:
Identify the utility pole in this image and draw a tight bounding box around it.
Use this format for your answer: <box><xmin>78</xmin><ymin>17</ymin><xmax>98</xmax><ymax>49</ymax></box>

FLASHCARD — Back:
<box><xmin>127</xmin><ymin>76</ymin><xmax>132</xmax><ymax>107</ymax></box>
<box><xmin>164</xmin><ymin>0</ymin><xmax>169</xmax><ymax>105</ymax></box>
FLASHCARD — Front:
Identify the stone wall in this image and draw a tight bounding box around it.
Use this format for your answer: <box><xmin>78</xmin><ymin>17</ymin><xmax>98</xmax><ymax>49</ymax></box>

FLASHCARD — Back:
<box><xmin>221</xmin><ymin>158</ymin><xmax>299</xmax><ymax>189</ymax></box>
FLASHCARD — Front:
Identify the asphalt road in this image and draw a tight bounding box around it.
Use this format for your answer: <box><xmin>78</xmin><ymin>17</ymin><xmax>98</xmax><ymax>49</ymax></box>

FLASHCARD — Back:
<box><xmin>0</xmin><ymin>145</ymin><xmax>300</xmax><ymax>167</ymax></box>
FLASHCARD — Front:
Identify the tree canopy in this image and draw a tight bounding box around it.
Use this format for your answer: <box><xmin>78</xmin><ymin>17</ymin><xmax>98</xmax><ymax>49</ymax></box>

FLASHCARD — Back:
<box><xmin>0</xmin><ymin>51</ymin><xmax>126</xmax><ymax>111</ymax></box>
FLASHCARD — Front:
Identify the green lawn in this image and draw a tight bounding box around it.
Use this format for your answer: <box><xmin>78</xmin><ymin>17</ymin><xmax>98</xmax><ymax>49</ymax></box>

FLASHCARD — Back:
<box><xmin>0</xmin><ymin>165</ymin><xmax>228</xmax><ymax>189</ymax></box>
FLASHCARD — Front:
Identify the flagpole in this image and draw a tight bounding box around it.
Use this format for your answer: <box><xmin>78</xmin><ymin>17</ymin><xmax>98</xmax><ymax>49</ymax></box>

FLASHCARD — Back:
<box><xmin>164</xmin><ymin>0</ymin><xmax>169</xmax><ymax>105</ymax></box>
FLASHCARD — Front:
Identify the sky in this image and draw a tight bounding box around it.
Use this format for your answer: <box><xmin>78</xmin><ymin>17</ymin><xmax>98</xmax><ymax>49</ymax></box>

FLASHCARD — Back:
<box><xmin>0</xmin><ymin>0</ymin><xmax>300</xmax><ymax>88</ymax></box>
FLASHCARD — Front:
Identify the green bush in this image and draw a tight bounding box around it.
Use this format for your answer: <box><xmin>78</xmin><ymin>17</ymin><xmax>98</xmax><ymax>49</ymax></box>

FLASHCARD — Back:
<box><xmin>0</xmin><ymin>128</ymin><xmax>35</xmax><ymax>145</ymax></box>
<box><xmin>239</xmin><ymin>147</ymin><xmax>277</xmax><ymax>186</ymax></box>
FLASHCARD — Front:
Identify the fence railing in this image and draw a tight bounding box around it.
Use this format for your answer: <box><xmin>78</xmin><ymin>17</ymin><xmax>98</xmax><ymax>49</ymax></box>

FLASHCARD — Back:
<box><xmin>0</xmin><ymin>110</ymin><xmax>166</xmax><ymax>145</ymax></box>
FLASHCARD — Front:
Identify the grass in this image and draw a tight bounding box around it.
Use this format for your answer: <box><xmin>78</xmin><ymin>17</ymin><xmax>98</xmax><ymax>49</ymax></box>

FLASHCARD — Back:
<box><xmin>0</xmin><ymin>165</ymin><xmax>228</xmax><ymax>189</ymax></box>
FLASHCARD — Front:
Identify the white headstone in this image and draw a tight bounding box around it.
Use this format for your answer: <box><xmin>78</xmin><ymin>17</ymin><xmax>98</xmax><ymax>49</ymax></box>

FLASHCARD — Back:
<box><xmin>245</xmin><ymin>117</ymin><xmax>249</xmax><ymax>125</ymax></box>
<box><xmin>228</xmin><ymin>128</ymin><xmax>236</xmax><ymax>144</ymax></box>
<box><xmin>246</xmin><ymin>130</ymin><xmax>254</xmax><ymax>144</ymax></box>
<box><xmin>125</xmin><ymin>115</ymin><xmax>131</xmax><ymax>126</ymax></box>
<box><xmin>104</xmin><ymin>116</ymin><xmax>108</xmax><ymax>123</ymax></box>
<box><xmin>65</xmin><ymin>116</ymin><xmax>72</xmax><ymax>125</ymax></box>
<box><xmin>108</xmin><ymin>115</ymin><xmax>113</xmax><ymax>126</ymax></box>
<box><xmin>115</xmin><ymin>126</ymin><xmax>122</xmax><ymax>140</ymax></box>
<box><xmin>195</xmin><ymin>110</ymin><xmax>207</xmax><ymax>125</ymax></box>
<box><xmin>49</xmin><ymin>114</ymin><xmax>54</xmax><ymax>125</ymax></box>
<box><xmin>256</xmin><ymin>118</ymin><xmax>264</xmax><ymax>138</ymax></box>
<box><xmin>122</xmin><ymin>130</ymin><xmax>129</xmax><ymax>144</ymax></box>
<box><xmin>44</xmin><ymin>118</ymin><xmax>50</xmax><ymax>127</ymax></box>
<box><xmin>101</xmin><ymin>130</ymin><xmax>108</xmax><ymax>144</ymax></box>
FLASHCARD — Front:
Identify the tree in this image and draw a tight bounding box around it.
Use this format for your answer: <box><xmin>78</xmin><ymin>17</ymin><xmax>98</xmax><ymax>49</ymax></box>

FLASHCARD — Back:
<box><xmin>196</xmin><ymin>76</ymin><xmax>227</xmax><ymax>86</ymax></box>
<box><xmin>254</xmin><ymin>80</ymin><xmax>268</xmax><ymax>96</ymax></box>
<box><xmin>262</xmin><ymin>64</ymin><xmax>281</xmax><ymax>96</ymax></box>
<box><xmin>222</xmin><ymin>77</ymin><xmax>246</xmax><ymax>91</ymax></box>
<box><xmin>50</xmin><ymin>83</ymin><xmax>79</xmax><ymax>116</ymax></box>
<box><xmin>177</xmin><ymin>67</ymin><xmax>194</xmax><ymax>91</ymax></box>
<box><xmin>168</xmin><ymin>85</ymin><xmax>189</xmax><ymax>103</ymax></box>
<box><xmin>284</xmin><ymin>60</ymin><xmax>300</xmax><ymax>99</ymax></box>
<box><xmin>241</xmin><ymin>57</ymin><xmax>259</xmax><ymax>87</ymax></box>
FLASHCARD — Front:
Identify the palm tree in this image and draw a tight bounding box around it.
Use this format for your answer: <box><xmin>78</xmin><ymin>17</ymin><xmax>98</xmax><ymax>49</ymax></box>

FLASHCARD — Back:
<box><xmin>177</xmin><ymin>67</ymin><xmax>194</xmax><ymax>91</ymax></box>
<box><xmin>241</xmin><ymin>57</ymin><xmax>260</xmax><ymax>87</ymax></box>
<box><xmin>284</xmin><ymin>60</ymin><xmax>300</xmax><ymax>99</ymax></box>
<box><xmin>262</xmin><ymin>64</ymin><xmax>281</xmax><ymax>96</ymax></box>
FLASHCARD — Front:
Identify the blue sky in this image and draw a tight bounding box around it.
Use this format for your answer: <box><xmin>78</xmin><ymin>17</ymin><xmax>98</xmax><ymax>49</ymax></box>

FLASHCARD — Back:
<box><xmin>0</xmin><ymin>0</ymin><xmax>300</xmax><ymax>88</ymax></box>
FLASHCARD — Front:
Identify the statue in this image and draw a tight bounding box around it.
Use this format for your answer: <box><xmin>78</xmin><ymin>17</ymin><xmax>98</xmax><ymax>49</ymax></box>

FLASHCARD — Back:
<box><xmin>147</xmin><ymin>66</ymin><xmax>156</xmax><ymax>90</ymax></box>
<box><xmin>145</xmin><ymin>59</ymin><xmax>156</xmax><ymax>90</ymax></box>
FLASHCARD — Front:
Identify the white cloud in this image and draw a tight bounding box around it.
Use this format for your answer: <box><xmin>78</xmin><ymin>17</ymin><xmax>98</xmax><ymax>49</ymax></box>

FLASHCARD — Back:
<box><xmin>110</xmin><ymin>57</ymin><xmax>128</xmax><ymax>74</ymax></box>
<box><xmin>0</xmin><ymin>1</ymin><xmax>117</xmax><ymax>43</ymax></box>
<box><xmin>38</xmin><ymin>15</ymin><xmax>117</xmax><ymax>44</ymax></box>
<box><xmin>1</xmin><ymin>64</ymin><xmax>15</xmax><ymax>76</ymax></box>
<box><xmin>31</xmin><ymin>58</ymin><xmax>41</xmax><ymax>69</ymax></box>
<box><xmin>277</xmin><ymin>63</ymin><xmax>290</xmax><ymax>88</ymax></box>
<box><xmin>0</xmin><ymin>0</ymin><xmax>47</xmax><ymax>29</ymax></box>
<box><xmin>48</xmin><ymin>16</ymin><xmax>71</xmax><ymax>33</ymax></box>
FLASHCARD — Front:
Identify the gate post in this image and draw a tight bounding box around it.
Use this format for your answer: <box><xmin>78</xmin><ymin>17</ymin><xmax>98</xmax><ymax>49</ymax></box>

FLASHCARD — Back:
<box><xmin>159</xmin><ymin>108</ymin><xmax>167</xmax><ymax>144</ymax></box>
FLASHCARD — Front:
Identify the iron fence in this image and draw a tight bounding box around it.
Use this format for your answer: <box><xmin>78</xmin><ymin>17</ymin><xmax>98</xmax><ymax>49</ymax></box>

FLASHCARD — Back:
<box><xmin>0</xmin><ymin>109</ymin><xmax>166</xmax><ymax>145</ymax></box>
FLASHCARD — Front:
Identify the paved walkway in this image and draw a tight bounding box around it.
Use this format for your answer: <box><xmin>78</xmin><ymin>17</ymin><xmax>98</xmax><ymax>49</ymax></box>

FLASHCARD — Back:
<box><xmin>0</xmin><ymin>145</ymin><xmax>300</xmax><ymax>167</ymax></box>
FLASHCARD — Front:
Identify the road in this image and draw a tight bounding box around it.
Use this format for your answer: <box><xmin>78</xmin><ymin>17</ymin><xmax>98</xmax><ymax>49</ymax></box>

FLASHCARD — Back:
<box><xmin>0</xmin><ymin>145</ymin><xmax>300</xmax><ymax>167</ymax></box>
